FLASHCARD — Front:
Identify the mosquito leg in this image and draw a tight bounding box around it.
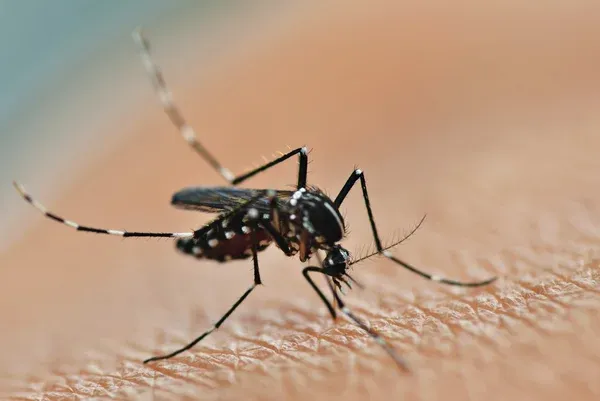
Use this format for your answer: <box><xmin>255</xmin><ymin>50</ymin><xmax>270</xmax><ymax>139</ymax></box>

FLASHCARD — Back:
<box><xmin>334</xmin><ymin>170</ymin><xmax>497</xmax><ymax>287</ymax></box>
<box><xmin>13</xmin><ymin>181</ymin><xmax>193</xmax><ymax>239</ymax></box>
<box><xmin>14</xmin><ymin>182</ymin><xmax>272</xmax><ymax>242</ymax></box>
<box><xmin>231</xmin><ymin>147</ymin><xmax>308</xmax><ymax>189</ymax></box>
<box><xmin>144</xmin><ymin>231</ymin><xmax>263</xmax><ymax>363</ymax></box>
<box><xmin>132</xmin><ymin>28</ymin><xmax>308</xmax><ymax>188</ymax></box>
<box><xmin>257</xmin><ymin>192</ymin><xmax>295</xmax><ymax>256</ymax></box>
<box><xmin>314</xmin><ymin>250</ymin><xmax>339</xmax><ymax>312</ymax></box>
<box><xmin>261</xmin><ymin>222</ymin><xmax>293</xmax><ymax>256</ymax></box>
<box><xmin>302</xmin><ymin>266</ymin><xmax>337</xmax><ymax>320</ymax></box>
<box><xmin>330</xmin><ymin>289</ymin><xmax>409</xmax><ymax>372</ymax></box>
<box><xmin>132</xmin><ymin>28</ymin><xmax>234</xmax><ymax>182</ymax></box>
<box><xmin>304</xmin><ymin>266</ymin><xmax>407</xmax><ymax>370</ymax></box>
<box><xmin>324</xmin><ymin>276</ymin><xmax>340</xmax><ymax>310</ymax></box>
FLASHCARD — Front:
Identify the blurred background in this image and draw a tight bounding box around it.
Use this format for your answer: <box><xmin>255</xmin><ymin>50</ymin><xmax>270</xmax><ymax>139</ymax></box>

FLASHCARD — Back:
<box><xmin>0</xmin><ymin>0</ymin><xmax>290</xmax><ymax>250</ymax></box>
<box><xmin>1</xmin><ymin>2</ymin><xmax>600</xmax><ymax>400</ymax></box>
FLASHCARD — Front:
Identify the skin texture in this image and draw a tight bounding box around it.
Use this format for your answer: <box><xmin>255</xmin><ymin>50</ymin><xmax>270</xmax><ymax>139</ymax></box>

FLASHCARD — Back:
<box><xmin>2</xmin><ymin>2</ymin><xmax>600</xmax><ymax>400</ymax></box>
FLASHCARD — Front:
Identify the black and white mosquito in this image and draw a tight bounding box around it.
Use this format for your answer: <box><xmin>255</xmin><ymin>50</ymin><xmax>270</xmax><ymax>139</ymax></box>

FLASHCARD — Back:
<box><xmin>13</xmin><ymin>28</ymin><xmax>496</xmax><ymax>372</ymax></box>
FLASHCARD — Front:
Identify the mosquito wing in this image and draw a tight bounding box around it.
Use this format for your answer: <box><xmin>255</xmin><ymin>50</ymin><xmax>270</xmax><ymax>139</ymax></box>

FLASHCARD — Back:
<box><xmin>171</xmin><ymin>186</ymin><xmax>293</xmax><ymax>214</ymax></box>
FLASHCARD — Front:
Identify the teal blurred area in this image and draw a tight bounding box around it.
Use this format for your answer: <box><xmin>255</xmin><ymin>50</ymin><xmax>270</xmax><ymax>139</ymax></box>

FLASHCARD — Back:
<box><xmin>0</xmin><ymin>0</ymin><xmax>206</xmax><ymax>144</ymax></box>
<box><xmin>0</xmin><ymin>1</ymin><xmax>171</xmax><ymax>130</ymax></box>
<box><xmin>0</xmin><ymin>1</ymin><xmax>281</xmax><ymax>249</ymax></box>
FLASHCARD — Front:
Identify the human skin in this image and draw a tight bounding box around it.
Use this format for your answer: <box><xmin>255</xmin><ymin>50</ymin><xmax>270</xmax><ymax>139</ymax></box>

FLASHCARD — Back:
<box><xmin>2</xmin><ymin>2</ymin><xmax>600</xmax><ymax>400</ymax></box>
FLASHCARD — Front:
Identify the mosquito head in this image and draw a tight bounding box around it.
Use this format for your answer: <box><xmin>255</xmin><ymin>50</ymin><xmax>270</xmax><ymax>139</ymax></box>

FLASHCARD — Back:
<box><xmin>321</xmin><ymin>245</ymin><xmax>364</xmax><ymax>291</ymax></box>
<box><xmin>322</xmin><ymin>245</ymin><xmax>351</xmax><ymax>275</ymax></box>
<box><xmin>287</xmin><ymin>188</ymin><xmax>345</xmax><ymax>245</ymax></box>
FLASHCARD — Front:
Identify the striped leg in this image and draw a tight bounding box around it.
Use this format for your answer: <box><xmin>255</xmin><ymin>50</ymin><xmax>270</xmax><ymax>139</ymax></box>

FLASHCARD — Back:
<box><xmin>303</xmin><ymin>266</ymin><xmax>408</xmax><ymax>371</ymax></box>
<box><xmin>330</xmin><ymin>287</ymin><xmax>409</xmax><ymax>372</ymax></box>
<box><xmin>144</xmin><ymin>230</ymin><xmax>263</xmax><ymax>363</ymax></box>
<box><xmin>334</xmin><ymin>169</ymin><xmax>497</xmax><ymax>287</ymax></box>
<box><xmin>132</xmin><ymin>28</ymin><xmax>233</xmax><ymax>182</ymax></box>
<box><xmin>132</xmin><ymin>28</ymin><xmax>308</xmax><ymax>189</ymax></box>
<box><xmin>13</xmin><ymin>182</ymin><xmax>193</xmax><ymax>239</ymax></box>
<box><xmin>314</xmin><ymin>250</ymin><xmax>341</xmax><ymax>315</ymax></box>
<box><xmin>303</xmin><ymin>267</ymin><xmax>337</xmax><ymax>320</ymax></box>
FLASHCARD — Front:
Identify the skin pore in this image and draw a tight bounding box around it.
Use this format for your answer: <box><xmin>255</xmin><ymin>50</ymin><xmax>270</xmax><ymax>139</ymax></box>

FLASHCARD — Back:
<box><xmin>2</xmin><ymin>2</ymin><xmax>599</xmax><ymax>400</ymax></box>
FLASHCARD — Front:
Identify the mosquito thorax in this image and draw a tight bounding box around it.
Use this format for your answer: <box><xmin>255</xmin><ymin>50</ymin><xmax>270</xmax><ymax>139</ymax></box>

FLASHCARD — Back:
<box><xmin>283</xmin><ymin>187</ymin><xmax>345</xmax><ymax>246</ymax></box>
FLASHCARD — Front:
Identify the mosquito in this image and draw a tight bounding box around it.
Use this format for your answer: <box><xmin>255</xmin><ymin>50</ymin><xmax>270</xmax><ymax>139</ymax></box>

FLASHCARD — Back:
<box><xmin>13</xmin><ymin>28</ymin><xmax>496</xmax><ymax>372</ymax></box>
